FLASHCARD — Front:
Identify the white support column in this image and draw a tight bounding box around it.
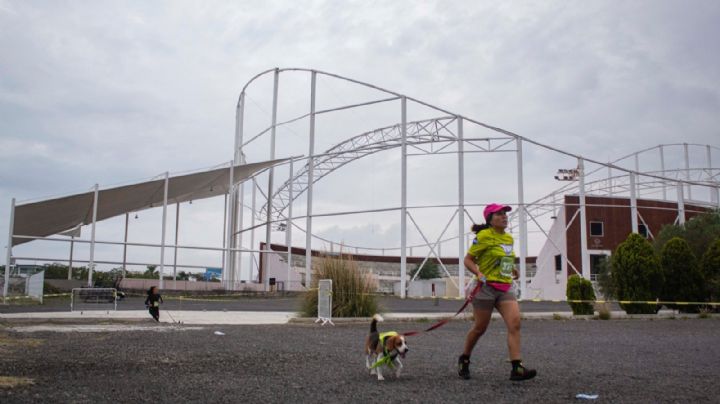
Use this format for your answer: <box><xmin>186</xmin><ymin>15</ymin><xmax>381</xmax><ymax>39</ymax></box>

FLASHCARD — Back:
<box><xmin>235</xmin><ymin>93</ymin><xmax>245</xmax><ymax>281</ymax></box>
<box><xmin>660</xmin><ymin>145</ymin><xmax>667</xmax><ymax>201</ymax></box>
<box><xmin>68</xmin><ymin>236</ymin><xmax>75</xmax><ymax>280</ymax></box>
<box><xmin>122</xmin><ymin>212</ymin><xmax>129</xmax><ymax>278</ymax></box>
<box><xmin>173</xmin><ymin>202</ymin><xmax>180</xmax><ymax>288</ymax></box>
<box><xmin>677</xmin><ymin>182</ymin><xmax>686</xmax><ymax>225</ymax></box>
<box><xmin>457</xmin><ymin>117</ymin><xmax>466</xmax><ymax>298</ymax></box>
<box><xmin>4</xmin><ymin>198</ymin><xmax>15</xmax><ymax>302</ymax></box>
<box><xmin>577</xmin><ymin>159</ymin><xmax>590</xmax><ymax>279</ymax></box>
<box><xmin>629</xmin><ymin>172</ymin><xmax>639</xmax><ymax>233</ymax></box>
<box><xmin>707</xmin><ymin>145</ymin><xmax>718</xmax><ymax>206</ymax></box>
<box><xmin>159</xmin><ymin>172</ymin><xmax>169</xmax><ymax>290</ymax></box>
<box><xmin>684</xmin><ymin>143</ymin><xmax>692</xmax><ymax>200</ymax></box>
<box><xmin>224</xmin><ymin>161</ymin><xmax>234</xmax><ymax>288</ymax></box>
<box><xmin>286</xmin><ymin>159</ymin><xmax>294</xmax><ymax>291</ymax></box>
<box><xmin>250</xmin><ymin>180</ymin><xmax>257</xmax><ymax>280</ymax></box>
<box><xmin>306</xmin><ymin>71</ymin><xmax>317</xmax><ymax>288</ymax></box>
<box><xmin>264</xmin><ymin>68</ymin><xmax>279</xmax><ymax>287</ymax></box>
<box><xmin>607</xmin><ymin>164</ymin><xmax>612</xmax><ymax>196</ymax></box>
<box><xmin>222</xmin><ymin>194</ymin><xmax>227</xmax><ymax>281</ymax></box>
<box><xmin>634</xmin><ymin>152</ymin><xmax>640</xmax><ymax>198</ymax></box>
<box><xmin>88</xmin><ymin>184</ymin><xmax>99</xmax><ymax>287</ymax></box>
<box><xmin>400</xmin><ymin>96</ymin><xmax>408</xmax><ymax>298</ymax></box>
<box><xmin>516</xmin><ymin>138</ymin><xmax>527</xmax><ymax>299</ymax></box>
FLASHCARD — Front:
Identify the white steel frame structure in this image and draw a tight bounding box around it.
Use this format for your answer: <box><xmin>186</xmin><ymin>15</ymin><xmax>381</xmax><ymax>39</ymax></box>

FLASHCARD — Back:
<box><xmin>4</xmin><ymin>67</ymin><xmax>720</xmax><ymax>303</ymax></box>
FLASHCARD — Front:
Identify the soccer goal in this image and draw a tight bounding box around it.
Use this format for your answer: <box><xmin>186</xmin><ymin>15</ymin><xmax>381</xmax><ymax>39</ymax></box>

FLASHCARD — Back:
<box><xmin>71</xmin><ymin>288</ymin><xmax>117</xmax><ymax>313</ymax></box>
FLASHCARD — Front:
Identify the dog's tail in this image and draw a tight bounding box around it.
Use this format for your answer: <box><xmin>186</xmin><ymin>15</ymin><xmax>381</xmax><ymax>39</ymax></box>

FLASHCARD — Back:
<box><xmin>370</xmin><ymin>313</ymin><xmax>384</xmax><ymax>333</ymax></box>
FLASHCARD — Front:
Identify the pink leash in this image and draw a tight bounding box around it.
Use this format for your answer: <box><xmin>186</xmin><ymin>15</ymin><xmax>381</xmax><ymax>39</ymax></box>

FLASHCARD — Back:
<box><xmin>402</xmin><ymin>281</ymin><xmax>483</xmax><ymax>337</ymax></box>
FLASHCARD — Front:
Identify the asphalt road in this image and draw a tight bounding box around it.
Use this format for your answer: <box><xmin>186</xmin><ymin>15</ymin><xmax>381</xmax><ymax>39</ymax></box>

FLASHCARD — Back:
<box><xmin>1</xmin><ymin>318</ymin><xmax>718</xmax><ymax>403</ymax></box>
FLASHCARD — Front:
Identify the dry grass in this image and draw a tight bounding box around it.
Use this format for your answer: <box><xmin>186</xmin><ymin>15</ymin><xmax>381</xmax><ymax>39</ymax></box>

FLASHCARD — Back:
<box><xmin>0</xmin><ymin>332</ymin><xmax>43</xmax><ymax>354</ymax></box>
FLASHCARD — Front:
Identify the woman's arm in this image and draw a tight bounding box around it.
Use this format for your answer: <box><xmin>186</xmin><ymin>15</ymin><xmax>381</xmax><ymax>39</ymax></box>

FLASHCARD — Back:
<box><xmin>464</xmin><ymin>254</ymin><xmax>485</xmax><ymax>279</ymax></box>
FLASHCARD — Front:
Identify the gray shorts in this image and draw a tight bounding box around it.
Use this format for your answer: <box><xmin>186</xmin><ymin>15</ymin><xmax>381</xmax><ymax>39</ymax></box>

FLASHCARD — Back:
<box><xmin>471</xmin><ymin>282</ymin><xmax>517</xmax><ymax>310</ymax></box>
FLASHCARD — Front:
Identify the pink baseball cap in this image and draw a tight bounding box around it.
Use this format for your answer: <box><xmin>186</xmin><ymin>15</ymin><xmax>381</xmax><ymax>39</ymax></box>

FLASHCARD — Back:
<box><xmin>483</xmin><ymin>203</ymin><xmax>512</xmax><ymax>222</ymax></box>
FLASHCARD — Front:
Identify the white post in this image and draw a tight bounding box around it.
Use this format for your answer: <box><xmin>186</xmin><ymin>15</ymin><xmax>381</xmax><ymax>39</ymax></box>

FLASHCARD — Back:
<box><xmin>400</xmin><ymin>97</ymin><xmax>408</xmax><ymax>298</ymax></box>
<box><xmin>286</xmin><ymin>159</ymin><xmax>294</xmax><ymax>292</ymax></box>
<box><xmin>577</xmin><ymin>159</ymin><xmax>590</xmax><ymax>279</ymax></box>
<box><xmin>121</xmin><ymin>212</ymin><xmax>128</xmax><ymax>278</ymax></box>
<box><xmin>607</xmin><ymin>164</ymin><xmax>612</xmax><ymax>196</ymax></box>
<box><xmin>4</xmin><ymin>198</ymin><xmax>15</xmax><ymax>302</ymax></box>
<box><xmin>629</xmin><ymin>172</ymin><xmax>639</xmax><ymax>233</ymax></box>
<box><xmin>708</xmin><ymin>145</ymin><xmax>718</xmax><ymax>206</ymax></box>
<box><xmin>264</xmin><ymin>68</ymin><xmax>279</xmax><ymax>287</ymax></box>
<box><xmin>306</xmin><ymin>71</ymin><xmax>317</xmax><ymax>288</ymax></box>
<box><xmin>159</xmin><ymin>172</ymin><xmax>169</xmax><ymax>290</ymax></box>
<box><xmin>173</xmin><ymin>202</ymin><xmax>180</xmax><ymax>288</ymax></box>
<box><xmin>68</xmin><ymin>236</ymin><xmax>75</xmax><ymax>280</ymax></box>
<box><xmin>250</xmin><ymin>180</ymin><xmax>257</xmax><ymax>281</ymax></box>
<box><xmin>677</xmin><ymin>182</ymin><xmax>686</xmax><ymax>225</ymax></box>
<box><xmin>234</xmin><ymin>93</ymin><xmax>245</xmax><ymax>281</ymax></box>
<box><xmin>457</xmin><ymin>117</ymin><xmax>465</xmax><ymax>298</ymax></box>
<box><xmin>516</xmin><ymin>138</ymin><xmax>527</xmax><ymax>299</ymax></box>
<box><xmin>660</xmin><ymin>145</ymin><xmax>667</xmax><ymax>201</ymax></box>
<box><xmin>634</xmin><ymin>152</ymin><xmax>640</xmax><ymax>198</ymax></box>
<box><xmin>222</xmin><ymin>193</ymin><xmax>227</xmax><ymax>280</ymax></box>
<box><xmin>88</xmin><ymin>184</ymin><xmax>99</xmax><ymax>287</ymax></box>
<box><xmin>684</xmin><ymin>143</ymin><xmax>692</xmax><ymax>200</ymax></box>
<box><xmin>225</xmin><ymin>161</ymin><xmax>235</xmax><ymax>288</ymax></box>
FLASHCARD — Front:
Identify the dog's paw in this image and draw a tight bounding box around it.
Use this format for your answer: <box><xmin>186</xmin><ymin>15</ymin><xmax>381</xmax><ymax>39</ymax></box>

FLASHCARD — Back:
<box><xmin>377</xmin><ymin>375</ymin><xmax>385</xmax><ymax>381</ymax></box>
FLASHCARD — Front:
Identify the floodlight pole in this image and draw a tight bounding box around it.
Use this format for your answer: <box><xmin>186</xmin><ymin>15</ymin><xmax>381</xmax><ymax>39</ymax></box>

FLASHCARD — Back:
<box><xmin>68</xmin><ymin>235</ymin><xmax>75</xmax><ymax>280</ymax></box>
<box><xmin>88</xmin><ymin>184</ymin><xmax>99</xmax><ymax>287</ymax></box>
<box><xmin>708</xmin><ymin>145</ymin><xmax>718</xmax><ymax>206</ymax></box>
<box><xmin>607</xmin><ymin>164</ymin><xmax>612</xmax><ymax>196</ymax></box>
<box><xmin>577</xmin><ymin>159</ymin><xmax>590</xmax><ymax>279</ymax></box>
<box><xmin>250</xmin><ymin>180</ymin><xmax>257</xmax><ymax>280</ymax></box>
<box><xmin>400</xmin><ymin>96</ymin><xmax>407</xmax><ymax>298</ymax></box>
<box><xmin>264</xmin><ymin>68</ymin><xmax>279</xmax><ymax>289</ymax></box>
<box><xmin>457</xmin><ymin>116</ymin><xmax>466</xmax><ymax>298</ymax></box>
<box><xmin>516</xmin><ymin>138</ymin><xmax>528</xmax><ymax>299</ymax></box>
<box><xmin>630</xmin><ymin>172</ymin><xmax>639</xmax><ymax>233</ymax></box>
<box><xmin>306</xmin><ymin>70</ymin><xmax>317</xmax><ymax>288</ymax></box>
<box><xmin>4</xmin><ymin>198</ymin><xmax>15</xmax><ymax>303</ymax></box>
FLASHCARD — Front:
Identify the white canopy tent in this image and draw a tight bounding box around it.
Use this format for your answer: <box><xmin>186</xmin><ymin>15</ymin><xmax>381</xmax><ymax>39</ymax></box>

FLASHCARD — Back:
<box><xmin>4</xmin><ymin>158</ymin><xmax>289</xmax><ymax>298</ymax></box>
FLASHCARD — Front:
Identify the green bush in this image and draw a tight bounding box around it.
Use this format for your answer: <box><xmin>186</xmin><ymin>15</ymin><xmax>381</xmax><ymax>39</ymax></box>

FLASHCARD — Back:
<box><xmin>700</xmin><ymin>238</ymin><xmax>720</xmax><ymax>308</ymax></box>
<box><xmin>300</xmin><ymin>254</ymin><xmax>378</xmax><ymax>317</ymax></box>
<box><xmin>660</xmin><ymin>237</ymin><xmax>705</xmax><ymax>313</ymax></box>
<box><xmin>594</xmin><ymin>256</ymin><xmax>615</xmax><ymax>300</ymax></box>
<box><xmin>566</xmin><ymin>274</ymin><xmax>596</xmax><ymax>315</ymax></box>
<box><xmin>612</xmin><ymin>233</ymin><xmax>663</xmax><ymax>314</ymax></box>
<box><xmin>410</xmin><ymin>259</ymin><xmax>441</xmax><ymax>280</ymax></box>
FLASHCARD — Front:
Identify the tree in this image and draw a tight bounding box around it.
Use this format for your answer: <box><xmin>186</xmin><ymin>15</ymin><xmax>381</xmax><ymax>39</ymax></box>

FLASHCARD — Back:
<box><xmin>594</xmin><ymin>256</ymin><xmax>615</xmax><ymax>300</ymax></box>
<box><xmin>654</xmin><ymin>210</ymin><xmax>720</xmax><ymax>259</ymax></box>
<box><xmin>611</xmin><ymin>233</ymin><xmax>663</xmax><ymax>314</ymax></box>
<box><xmin>700</xmin><ymin>238</ymin><xmax>720</xmax><ymax>306</ymax></box>
<box><xmin>660</xmin><ymin>237</ymin><xmax>704</xmax><ymax>313</ymax></box>
<box><xmin>409</xmin><ymin>259</ymin><xmax>441</xmax><ymax>280</ymax></box>
<box><xmin>143</xmin><ymin>265</ymin><xmax>158</xmax><ymax>279</ymax></box>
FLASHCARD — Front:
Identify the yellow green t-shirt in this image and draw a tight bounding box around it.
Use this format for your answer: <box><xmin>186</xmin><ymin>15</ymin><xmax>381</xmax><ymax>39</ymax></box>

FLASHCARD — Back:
<box><xmin>466</xmin><ymin>228</ymin><xmax>515</xmax><ymax>284</ymax></box>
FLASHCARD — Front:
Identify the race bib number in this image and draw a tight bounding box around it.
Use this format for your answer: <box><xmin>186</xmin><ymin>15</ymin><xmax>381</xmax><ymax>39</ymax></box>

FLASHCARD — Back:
<box><xmin>153</xmin><ymin>301</ymin><xmax>159</xmax><ymax>307</ymax></box>
<box><xmin>500</xmin><ymin>257</ymin><xmax>514</xmax><ymax>278</ymax></box>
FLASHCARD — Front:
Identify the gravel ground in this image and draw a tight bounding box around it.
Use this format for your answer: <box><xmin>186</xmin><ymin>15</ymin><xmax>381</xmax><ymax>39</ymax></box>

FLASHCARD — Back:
<box><xmin>1</xmin><ymin>318</ymin><xmax>718</xmax><ymax>403</ymax></box>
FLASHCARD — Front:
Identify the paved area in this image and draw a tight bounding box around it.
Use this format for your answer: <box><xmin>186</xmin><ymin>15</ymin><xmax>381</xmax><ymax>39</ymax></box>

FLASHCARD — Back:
<box><xmin>1</xmin><ymin>318</ymin><xmax>718</xmax><ymax>403</ymax></box>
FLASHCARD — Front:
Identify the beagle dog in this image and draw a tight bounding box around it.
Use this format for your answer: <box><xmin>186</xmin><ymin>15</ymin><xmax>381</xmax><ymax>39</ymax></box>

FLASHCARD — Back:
<box><xmin>364</xmin><ymin>314</ymin><xmax>409</xmax><ymax>381</ymax></box>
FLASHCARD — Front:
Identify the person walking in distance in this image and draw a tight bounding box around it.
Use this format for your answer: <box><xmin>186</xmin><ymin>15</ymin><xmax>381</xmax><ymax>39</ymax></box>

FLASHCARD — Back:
<box><xmin>458</xmin><ymin>203</ymin><xmax>537</xmax><ymax>381</ymax></box>
<box><xmin>145</xmin><ymin>286</ymin><xmax>163</xmax><ymax>322</ymax></box>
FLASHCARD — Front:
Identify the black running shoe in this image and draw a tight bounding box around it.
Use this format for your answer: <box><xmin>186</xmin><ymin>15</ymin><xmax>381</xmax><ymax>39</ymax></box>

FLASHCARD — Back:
<box><xmin>510</xmin><ymin>363</ymin><xmax>537</xmax><ymax>381</ymax></box>
<box><xmin>458</xmin><ymin>355</ymin><xmax>470</xmax><ymax>380</ymax></box>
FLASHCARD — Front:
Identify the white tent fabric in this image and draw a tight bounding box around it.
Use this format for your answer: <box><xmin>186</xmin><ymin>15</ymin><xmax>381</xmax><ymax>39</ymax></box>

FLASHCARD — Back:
<box><xmin>12</xmin><ymin>159</ymin><xmax>288</xmax><ymax>246</ymax></box>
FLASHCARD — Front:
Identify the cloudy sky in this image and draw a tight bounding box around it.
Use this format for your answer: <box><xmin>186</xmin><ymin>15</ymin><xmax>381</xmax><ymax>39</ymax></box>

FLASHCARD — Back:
<box><xmin>1</xmin><ymin>0</ymin><xmax>718</xmax><ymax>277</ymax></box>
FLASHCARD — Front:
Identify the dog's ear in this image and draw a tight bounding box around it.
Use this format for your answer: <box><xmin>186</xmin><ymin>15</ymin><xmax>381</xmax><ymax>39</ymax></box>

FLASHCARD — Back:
<box><xmin>384</xmin><ymin>336</ymin><xmax>396</xmax><ymax>351</ymax></box>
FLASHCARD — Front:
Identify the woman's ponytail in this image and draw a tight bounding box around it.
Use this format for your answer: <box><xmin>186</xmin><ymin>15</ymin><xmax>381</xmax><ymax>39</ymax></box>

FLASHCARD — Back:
<box><xmin>471</xmin><ymin>223</ymin><xmax>489</xmax><ymax>234</ymax></box>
